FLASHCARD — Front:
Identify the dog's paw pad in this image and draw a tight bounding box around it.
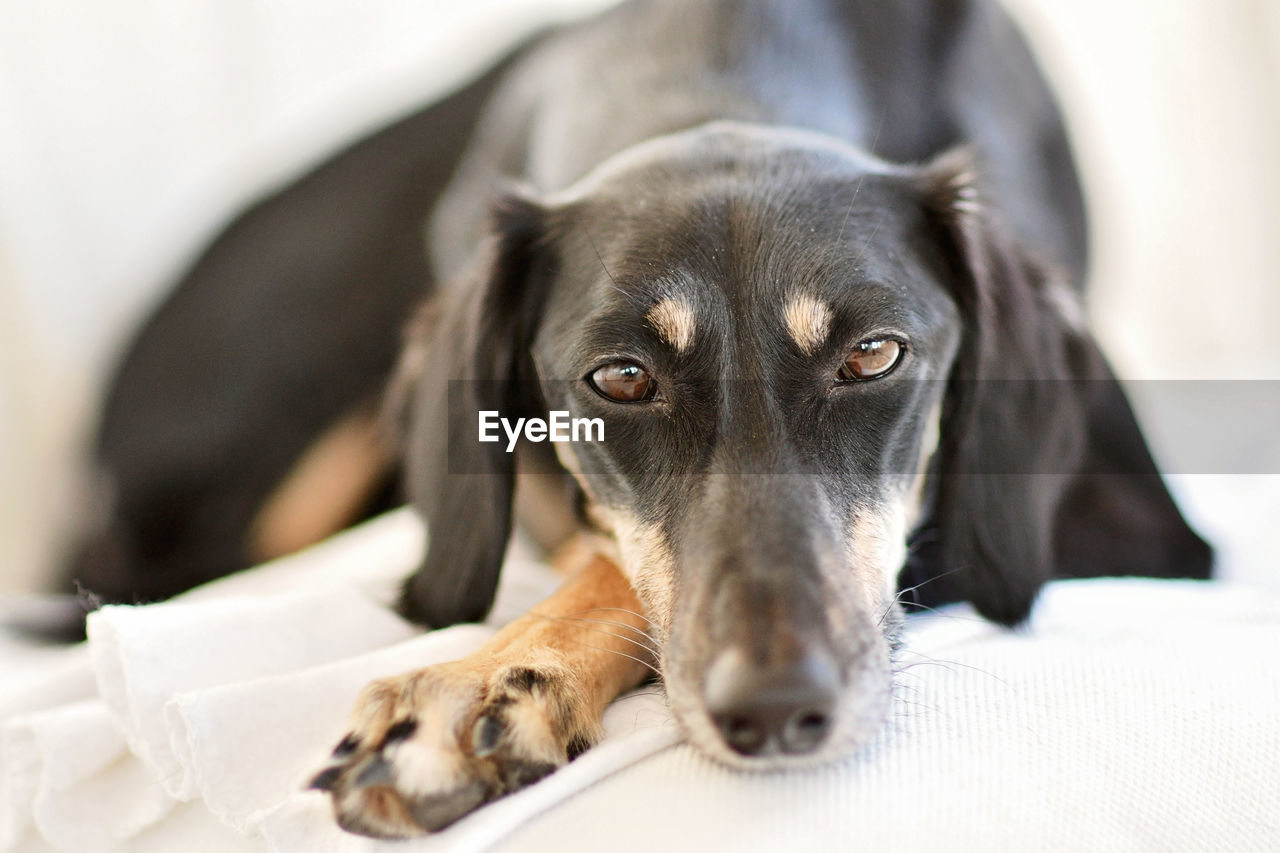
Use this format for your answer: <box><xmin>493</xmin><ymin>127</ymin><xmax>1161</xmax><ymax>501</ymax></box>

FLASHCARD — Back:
<box><xmin>310</xmin><ymin>663</ymin><xmax>597</xmax><ymax>837</ymax></box>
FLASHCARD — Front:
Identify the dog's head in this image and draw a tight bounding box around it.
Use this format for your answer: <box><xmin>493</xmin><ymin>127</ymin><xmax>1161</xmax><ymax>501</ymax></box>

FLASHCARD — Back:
<box><xmin>396</xmin><ymin>122</ymin><xmax>1209</xmax><ymax>764</ymax></box>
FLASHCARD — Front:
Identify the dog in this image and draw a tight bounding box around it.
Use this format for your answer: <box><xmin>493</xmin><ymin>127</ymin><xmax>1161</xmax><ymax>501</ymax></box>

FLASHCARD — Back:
<box><xmin>63</xmin><ymin>0</ymin><xmax>1212</xmax><ymax>838</ymax></box>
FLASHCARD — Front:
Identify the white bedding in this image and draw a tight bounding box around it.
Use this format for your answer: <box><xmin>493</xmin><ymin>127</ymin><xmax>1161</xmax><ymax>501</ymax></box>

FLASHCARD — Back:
<box><xmin>2</xmin><ymin>3</ymin><xmax>1280</xmax><ymax>849</ymax></box>
<box><xmin>2</xmin><ymin>508</ymin><xmax>1278</xmax><ymax>853</ymax></box>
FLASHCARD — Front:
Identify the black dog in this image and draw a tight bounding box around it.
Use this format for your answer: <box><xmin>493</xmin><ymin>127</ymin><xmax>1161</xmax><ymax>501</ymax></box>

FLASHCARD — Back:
<box><xmin>66</xmin><ymin>0</ymin><xmax>1210</xmax><ymax>837</ymax></box>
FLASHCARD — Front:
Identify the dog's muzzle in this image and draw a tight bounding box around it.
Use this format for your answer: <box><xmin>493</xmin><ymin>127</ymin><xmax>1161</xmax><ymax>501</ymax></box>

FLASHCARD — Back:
<box><xmin>669</xmin><ymin>468</ymin><xmax>891</xmax><ymax>763</ymax></box>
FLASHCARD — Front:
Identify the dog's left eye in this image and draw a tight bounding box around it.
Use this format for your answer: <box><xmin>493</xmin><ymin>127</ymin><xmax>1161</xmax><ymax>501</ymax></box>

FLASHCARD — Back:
<box><xmin>588</xmin><ymin>361</ymin><xmax>657</xmax><ymax>403</ymax></box>
<box><xmin>837</xmin><ymin>339</ymin><xmax>903</xmax><ymax>382</ymax></box>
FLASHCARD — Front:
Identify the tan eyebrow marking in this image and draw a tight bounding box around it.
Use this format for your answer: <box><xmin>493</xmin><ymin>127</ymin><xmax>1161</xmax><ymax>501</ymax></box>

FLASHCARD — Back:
<box><xmin>782</xmin><ymin>293</ymin><xmax>834</xmax><ymax>354</ymax></box>
<box><xmin>646</xmin><ymin>297</ymin><xmax>697</xmax><ymax>353</ymax></box>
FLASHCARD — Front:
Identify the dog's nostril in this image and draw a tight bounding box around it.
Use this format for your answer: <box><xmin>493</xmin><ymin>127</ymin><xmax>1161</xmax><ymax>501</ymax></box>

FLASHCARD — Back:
<box><xmin>783</xmin><ymin>708</ymin><xmax>832</xmax><ymax>754</ymax></box>
<box><xmin>717</xmin><ymin>715</ymin><xmax>769</xmax><ymax>756</ymax></box>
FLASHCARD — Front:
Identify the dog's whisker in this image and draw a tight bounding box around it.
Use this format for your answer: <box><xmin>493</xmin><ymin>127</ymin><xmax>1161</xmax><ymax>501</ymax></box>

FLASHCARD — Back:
<box><xmin>849</xmin><ymin>204</ymin><xmax>892</xmax><ymax>271</ymax></box>
<box><xmin>558</xmin><ymin>620</ymin><xmax>663</xmax><ymax>660</ymax></box>
<box><xmin>879</xmin><ymin>565</ymin><xmax>967</xmax><ymax>624</ymax></box>
<box><xmin>893</xmin><ymin>566</ymin><xmax>963</xmax><ymax>604</ymax></box>
<box><xmin>892</xmin><ymin>655</ymin><xmax>1004</xmax><ymax>684</ymax></box>
<box><xmin>553</xmin><ymin>616</ymin><xmax>663</xmax><ymax>657</ymax></box>
<box><xmin>889</xmin><ymin>697</ymin><xmax>941</xmax><ymax>713</ymax></box>
<box><xmin>525</xmin><ymin>609</ymin><xmax>661</xmax><ymax>657</ymax></box>
<box><xmin>836</xmin><ymin>103</ymin><xmax>888</xmax><ymax>244</ymax></box>
<box><xmin>897</xmin><ymin>601</ymin><xmax>986</xmax><ymax>622</ymax></box>
<box><xmin>536</xmin><ymin>608</ymin><xmax>662</xmax><ymax>651</ymax></box>
<box><xmin>581</xmin><ymin>225</ymin><xmax>628</xmax><ymax>297</ymax></box>
<box><xmin>562</xmin><ymin>613</ymin><xmax>660</xmax><ymax>638</ymax></box>
<box><xmin>836</xmin><ymin>173</ymin><xmax>867</xmax><ymax>246</ymax></box>
<box><xmin>568</xmin><ymin>639</ymin><xmax>663</xmax><ymax>678</ymax></box>
<box><xmin>563</xmin><ymin>605</ymin><xmax>660</xmax><ymax>631</ymax></box>
<box><xmin>888</xmin><ymin>675</ymin><xmax>926</xmax><ymax>692</ymax></box>
<box><xmin>556</xmin><ymin>608</ymin><xmax>660</xmax><ymax>638</ymax></box>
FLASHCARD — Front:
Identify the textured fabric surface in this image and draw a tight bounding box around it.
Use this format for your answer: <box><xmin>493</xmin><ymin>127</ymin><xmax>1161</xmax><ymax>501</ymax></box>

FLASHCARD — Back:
<box><xmin>504</xmin><ymin>581</ymin><xmax>1280</xmax><ymax>852</ymax></box>
<box><xmin>1</xmin><ymin>509</ymin><xmax>1278</xmax><ymax>852</ymax></box>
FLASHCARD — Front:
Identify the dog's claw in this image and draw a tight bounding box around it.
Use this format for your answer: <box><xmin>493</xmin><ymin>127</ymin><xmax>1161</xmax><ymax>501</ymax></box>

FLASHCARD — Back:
<box><xmin>472</xmin><ymin>714</ymin><xmax>505</xmax><ymax>757</ymax></box>
<box><xmin>352</xmin><ymin>756</ymin><xmax>395</xmax><ymax>789</ymax></box>
<box><xmin>331</xmin><ymin>733</ymin><xmax>360</xmax><ymax>757</ymax></box>
<box><xmin>379</xmin><ymin>718</ymin><xmax>418</xmax><ymax>748</ymax></box>
<box><xmin>406</xmin><ymin>781</ymin><xmax>489</xmax><ymax>833</ymax></box>
<box><xmin>498</xmin><ymin>759</ymin><xmax>556</xmax><ymax>790</ymax></box>
<box><xmin>307</xmin><ymin>764</ymin><xmax>343</xmax><ymax>792</ymax></box>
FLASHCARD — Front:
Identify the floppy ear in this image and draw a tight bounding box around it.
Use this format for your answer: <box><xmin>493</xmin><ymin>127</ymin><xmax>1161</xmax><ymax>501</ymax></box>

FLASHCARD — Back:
<box><xmin>394</xmin><ymin>193</ymin><xmax>553</xmax><ymax>628</ymax></box>
<box><xmin>1048</xmin><ymin>349</ymin><xmax>1213</xmax><ymax>585</ymax></box>
<box><xmin>911</xmin><ymin>150</ymin><xmax>1211</xmax><ymax>626</ymax></box>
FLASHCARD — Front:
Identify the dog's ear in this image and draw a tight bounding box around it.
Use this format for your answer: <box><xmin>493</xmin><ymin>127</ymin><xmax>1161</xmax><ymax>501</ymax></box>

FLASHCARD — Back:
<box><xmin>911</xmin><ymin>150</ymin><xmax>1211</xmax><ymax>626</ymax></box>
<box><xmin>393</xmin><ymin>192</ymin><xmax>553</xmax><ymax>628</ymax></box>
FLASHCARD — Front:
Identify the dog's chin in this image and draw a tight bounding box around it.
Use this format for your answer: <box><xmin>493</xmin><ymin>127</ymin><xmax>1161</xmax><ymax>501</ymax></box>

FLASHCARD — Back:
<box><xmin>662</xmin><ymin>642</ymin><xmax>894</xmax><ymax>771</ymax></box>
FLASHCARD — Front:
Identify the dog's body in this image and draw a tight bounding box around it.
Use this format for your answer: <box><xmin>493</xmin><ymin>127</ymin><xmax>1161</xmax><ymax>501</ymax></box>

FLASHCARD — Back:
<box><xmin>66</xmin><ymin>0</ymin><xmax>1210</xmax><ymax>837</ymax></box>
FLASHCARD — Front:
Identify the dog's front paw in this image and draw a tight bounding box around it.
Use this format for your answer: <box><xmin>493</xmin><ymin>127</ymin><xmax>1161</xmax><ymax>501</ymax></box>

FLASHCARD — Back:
<box><xmin>308</xmin><ymin>659</ymin><xmax>596</xmax><ymax>838</ymax></box>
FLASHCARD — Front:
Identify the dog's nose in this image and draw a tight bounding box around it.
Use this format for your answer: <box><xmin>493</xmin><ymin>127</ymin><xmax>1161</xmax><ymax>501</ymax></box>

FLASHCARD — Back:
<box><xmin>703</xmin><ymin>647</ymin><xmax>839</xmax><ymax>757</ymax></box>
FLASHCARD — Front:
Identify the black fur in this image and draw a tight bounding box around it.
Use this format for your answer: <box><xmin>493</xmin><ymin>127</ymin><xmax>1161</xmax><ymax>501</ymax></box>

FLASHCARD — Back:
<box><xmin>898</xmin><ymin>155</ymin><xmax>1211</xmax><ymax>623</ymax></box>
<box><xmin>502</xmin><ymin>667</ymin><xmax>554</xmax><ymax>694</ymax></box>
<box><xmin>397</xmin><ymin>196</ymin><xmax>556</xmax><ymax>628</ymax></box>
<box><xmin>379</xmin><ymin>719</ymin><xmax>420</xmax><ymax>748</ymax></box>
<box><xmin>67</xmin><ymin>0</ymin><xmax>1209</xmax><ymax>649</ymax></box>
<box><xmin>388</xmin><ymin>0</ymin><xmax>1209</xmax><ymax>632</ymax></box>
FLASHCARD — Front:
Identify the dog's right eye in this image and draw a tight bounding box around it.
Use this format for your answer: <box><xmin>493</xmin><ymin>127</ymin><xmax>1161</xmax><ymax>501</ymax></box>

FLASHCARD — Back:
<box><xmin>588</xmin><ymin>362</ymin><xmax>657</xmax><ymax>403</ymax></box>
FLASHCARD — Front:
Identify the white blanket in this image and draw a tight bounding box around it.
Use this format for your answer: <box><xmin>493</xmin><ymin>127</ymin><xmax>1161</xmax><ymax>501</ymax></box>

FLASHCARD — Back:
<box><xmin>2</xmin><ymin>508</ymin><xmax>1278</xmax><ymax>852</ymax></box>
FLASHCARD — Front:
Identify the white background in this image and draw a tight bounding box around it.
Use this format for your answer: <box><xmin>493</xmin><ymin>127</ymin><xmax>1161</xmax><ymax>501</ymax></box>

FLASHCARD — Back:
<box><xmin>2</xmin><ymin>0</ymin><xmax>1278</xmax><ymax>591</ymax></box>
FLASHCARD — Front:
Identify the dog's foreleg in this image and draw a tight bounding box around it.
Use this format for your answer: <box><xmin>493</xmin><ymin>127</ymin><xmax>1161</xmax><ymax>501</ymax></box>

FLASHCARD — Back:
<box><xmin>309</xmin><ymin>541</ymin><xmax>653</xmax><ymax>838</ymax></box>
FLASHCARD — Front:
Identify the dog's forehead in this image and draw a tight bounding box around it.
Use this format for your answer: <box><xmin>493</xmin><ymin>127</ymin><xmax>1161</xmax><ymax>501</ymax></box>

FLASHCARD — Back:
<box><xmin>562</xmin><ymin>128</ymin><xmax>930</xmax><ymax>273</ymax></box>
<box><xmin>534</xmin><ymin>123</ymin><xmax>959</xmax><ymax>370</ymax></box>
<box><xmin>546</xmin><ymin>121</ymin><xmax>898</xmax><ymax>203</ymax></box>
<box><xmin>556</xmin><ymin>184</ymin><xmax>942</xmax><ymax>344</ymax></box>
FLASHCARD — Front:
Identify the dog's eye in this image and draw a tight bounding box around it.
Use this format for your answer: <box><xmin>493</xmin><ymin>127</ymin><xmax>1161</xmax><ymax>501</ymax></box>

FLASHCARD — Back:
<box><xmin>588</xmin><ymin>362</ymin><xmax>657</xmax><ymax>403</ymax></box>
<box><xmin>837</xmin><ymin>339</ymin><xmax>903</xmax><ymax>381</ymax></box>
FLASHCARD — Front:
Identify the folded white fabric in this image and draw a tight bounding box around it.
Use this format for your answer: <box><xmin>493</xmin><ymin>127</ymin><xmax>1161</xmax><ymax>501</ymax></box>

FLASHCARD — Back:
<box><xmin>0</xmin><ymin>646</ymin><xmax>98</xmax><ymax>850</ymax></box>
<box><xmin>87</xmin><ymin>585</ymin><xmax>421</xmax><ymax>802</ymax></box>
<box><xmin>0</xmin><ymin>510</ymin><xmax>422</xmax><ymax>853</ymax></box>
<box><xmin>2</xmin><ymin>506</ymin><xmax>1278</xmax><ymax>853</ymax></box>
<box><xmin>173</xmin><ymin>625</ymin><xmax>490</xmax><ymax>833</ymax></box>
<box><xmin>20</xmin><ymin>701</ymin><xmax>170</xmax><ymax>852</ymax></box>
<box><xmin>0</xmin><ymin>509</ymin><xmax>569</xmax><ymax>852</ymax></box>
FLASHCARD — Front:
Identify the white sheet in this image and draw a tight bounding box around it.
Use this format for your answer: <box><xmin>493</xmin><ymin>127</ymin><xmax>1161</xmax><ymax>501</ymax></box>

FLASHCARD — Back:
<box><xmin>2</xmin><ymin>1</ymin><xmax>1279</xmax><ymax>850</ymax></box>
<box><xmin>2</xmin><ymin>508</ymin><xmax>1278</xmax><ymax>853</ymax></box>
